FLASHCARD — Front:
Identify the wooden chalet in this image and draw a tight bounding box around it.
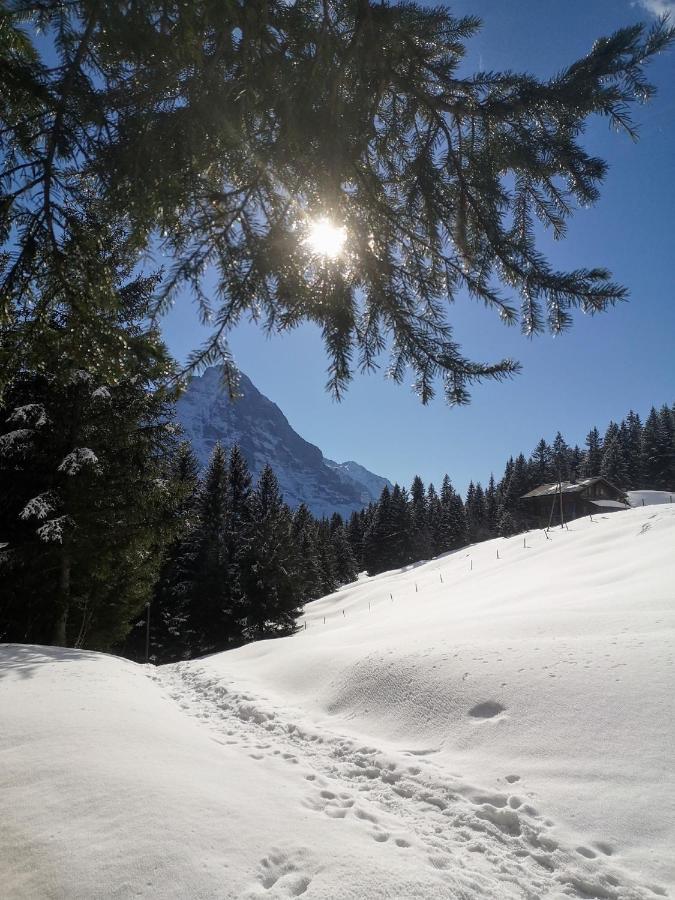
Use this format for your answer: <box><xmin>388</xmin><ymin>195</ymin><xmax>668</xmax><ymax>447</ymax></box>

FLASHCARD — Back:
<box><xmin>521</xmin><ymin>477</ymin><xmax>629</xmax><ymax>528</ymax></box>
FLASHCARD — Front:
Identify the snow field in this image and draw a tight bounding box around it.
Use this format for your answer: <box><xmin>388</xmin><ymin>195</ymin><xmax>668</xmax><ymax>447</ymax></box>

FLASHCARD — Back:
<box><xmin>628</xmin><ymin>490</ymin><xmax>674</xmax><ymax>507</ymax></box>
<box><xmin>1</xmin><ymin>503</ymin><xmax>674</xmax><ymax>898</ymax></box>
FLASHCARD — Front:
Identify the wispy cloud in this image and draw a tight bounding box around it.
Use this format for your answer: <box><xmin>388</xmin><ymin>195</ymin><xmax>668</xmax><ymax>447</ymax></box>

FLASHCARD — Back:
<box><xmin>635</xmin><ymin>0</ymin><xmax>675</xmax><ymax>18</ymax></box>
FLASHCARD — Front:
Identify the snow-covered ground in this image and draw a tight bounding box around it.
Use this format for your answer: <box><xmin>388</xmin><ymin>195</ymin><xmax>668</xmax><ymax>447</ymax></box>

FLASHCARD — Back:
<box><xmin>2</xmin><ymin>504</ymin><xmax>674</xmax><ymax>899</ymax></box>
<box><xmin>627</xmin><ymin>490</ymin><xmax>674</xmax><ymax>507</ymax></box>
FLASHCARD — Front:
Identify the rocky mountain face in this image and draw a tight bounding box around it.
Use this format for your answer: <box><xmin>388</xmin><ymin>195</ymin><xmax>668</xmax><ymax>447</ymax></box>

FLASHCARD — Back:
<box><xmin>175</xmin><ymin>367</ymin><xmax>392</xmax><ymax>519</ymax></box>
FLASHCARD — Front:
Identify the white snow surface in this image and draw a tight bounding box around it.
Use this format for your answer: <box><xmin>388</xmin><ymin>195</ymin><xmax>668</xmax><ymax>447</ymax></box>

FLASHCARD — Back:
<box><xmin>628</xmin><ymin>490</ymin><xmax>674</xmax><ymax>507</ymax></box>
<box><xmin>1</xmin><ymin>505</ymin><xmax>674</xmax><ymax>899</ymax></box>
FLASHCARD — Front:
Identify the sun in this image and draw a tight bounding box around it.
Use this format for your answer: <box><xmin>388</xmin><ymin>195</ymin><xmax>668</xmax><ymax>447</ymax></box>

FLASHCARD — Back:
<box><xmin>304</xmin><ymin>217</ymin><xmax>347</xmax><ymax>260</ymax></box>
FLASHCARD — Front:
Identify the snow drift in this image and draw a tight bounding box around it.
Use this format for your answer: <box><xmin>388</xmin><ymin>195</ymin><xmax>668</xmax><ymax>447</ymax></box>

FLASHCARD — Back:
<box><xmin>1</xmin><ymin>504</ymin><xmax>674</xmax><ymax>898</ymax></box>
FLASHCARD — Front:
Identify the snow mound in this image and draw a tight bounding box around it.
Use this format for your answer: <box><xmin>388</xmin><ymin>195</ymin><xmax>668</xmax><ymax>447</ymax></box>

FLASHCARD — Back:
<box><xmin>2</xmin><ymin>505</ymin><xmax>674</xmax><ymax>898</ymax></box>
<box><xmin>628</xmin><ymin>489</ymin><xmax>674</xmax><ymax>507</ymax></box>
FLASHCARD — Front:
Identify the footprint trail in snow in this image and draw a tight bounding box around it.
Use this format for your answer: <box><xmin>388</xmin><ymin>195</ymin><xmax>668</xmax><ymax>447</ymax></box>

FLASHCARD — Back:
<box><xmin>157</xmin><ymin>662</ymin><xmax>667</xmax><ymax>900</ymax></box>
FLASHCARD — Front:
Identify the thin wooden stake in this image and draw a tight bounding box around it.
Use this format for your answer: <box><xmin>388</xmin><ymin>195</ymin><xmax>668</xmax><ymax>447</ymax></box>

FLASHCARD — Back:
<box><xmin>470</xmin><ymin>559</ymin><xmax>473</xmax><ymax>571</ymax></box>
<box><xmin>145</xmin><ymin>602</ymin><xmax>151</xmax><ymax>663</ymax></box>
<box><xmin>304</xmin><ymin>620</ymin><xmax>307</xmax><ymax>630</ymax></box>
<box><xmin>440</xmin><ymin>573</ymin><xmax>443</xmax><ymax>583</ymax></box>
<box><xmin>496</xmin><ymin>549</ymin><xmax>499</xmax><ymax>559</ymax></box>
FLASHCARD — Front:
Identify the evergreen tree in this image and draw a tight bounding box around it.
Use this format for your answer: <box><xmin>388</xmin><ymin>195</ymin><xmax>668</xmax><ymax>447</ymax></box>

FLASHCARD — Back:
<box><xmin>363</xmin><ymin>485</ymin><xmax>395</xmax><ymax>575</ymax></box>
<box><xmin>600</xmin><ymin>436</ymin><xmax>628</xmax><ymax>488</ymax></box>
<box><xmin>124</xmin><ymin>441</ymin><xmax>201</xmax><ymax>662</ymax></box>
<box><xmin>485</xmin><ymin>475</ymin><xmax>499</xmax><ymax>537</ymax></box>
<box><xmin>658</xmin><ymin>404</ymin><xmax>675</xmax><ymax>487</ymax></box>
<box><xmin>583</xmin><ymin>427</ymin><xmax>603</xmax><ymax>478</ymax></box>
<box><xmin>243</xmin><ymin>465</ymin><xmax>301</xmax><ymax>638</ymax></box>
<box><xmin>569</xmin><ymin>445</ymin><xmax>585</xmax><ymax>482</ymax></box>
<box><xmin>410</xmin><ymin>474</ymin><xmax>432</xmax><ymax>561</ymax></box>
<box><xmin>315</xmin><ymin>519</ymin><xmax>338</xmax><ymax>596</ymax></box>
<box><xmin>3</xmin><ymin>5</ymin><xmax>672</xmax><ymax>403</ymax></box>
<box><xmin>617</xmin><ymin>412</ymin><xmax>638</xmax><ymax>487</ymax></box>
<box><xmin>551</xmin><ymin>432</ymin><xmax>571</xmax><ymax>481</ymax></box>
<box><xmin>498</xmin><ymin>508</ymin><xmax>518</xmax><ymax>537</ymax></box>
<box><xmin>0</xmin><ymin>281</ymin><xmax>178</xmax><ymax>649</ymax></box>
<box><xmin>466</xmin><ymin>481</ymin><xmax>488</xmax><ymax>542</ymax></box>
<box><xmin>346</xmin><ymin>510</ymin><xmax>365</xmax><ymax>570</ymax></box>
<box><xmin>426</xmin><ymin>483</ymin><xmax>444</xmax><ymax>556</ymax></box>
<box><xmin>291</xmin><ymin>504</ymin><xmax>322</xmax><ymax>603</ymax></box>
<box><xmin>531</xmin><ymin>439</ymin><xmax>553</xmax><ymax>484</ymax></box>
<box><xmin>640</xmin><ymin>407</ymin><xmax>673</xmax><ymax>488</ymax></box>
<box><xmin>497</xmin><ymin>454</ymin><xmax>530</xmax><ymax>531</ymax></box>
<box><xmin>180</xmin><ymin>444</ymin><xmax>234</xmax><ymax>655</ymax></box>
<box><xmin>388</xmin><ymin>484</ymin><xmax>414</xmax><ymax>568</ymax></box>
<box><xmin>603</xmin><ymin>421</ymin><xmax>621</xmax><ymax>455</ymax></box>
<box><xmin>448</xmin><ymin>493</ymin><xmax>468</xmax><ymax>548</ymax></box>
<box><xmin>438</xmin><ymin>475</ymin><xmax>467</xmax><ymax>551</ymax></box>
<box><xmin>331</xmin><ymin>520</ymin><xmax>359</xmax><ymax>586</ymax></box>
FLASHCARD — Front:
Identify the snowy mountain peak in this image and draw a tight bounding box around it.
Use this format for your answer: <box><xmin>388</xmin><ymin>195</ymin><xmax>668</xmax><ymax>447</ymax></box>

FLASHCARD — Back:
<box><xmin>176</xmin><ymin>366</ymin><xmax>392</xmax><ymax>518</ymax></box>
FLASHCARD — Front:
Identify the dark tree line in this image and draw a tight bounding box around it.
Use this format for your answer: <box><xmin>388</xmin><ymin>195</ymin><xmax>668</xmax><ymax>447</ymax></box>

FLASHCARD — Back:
<box><xmin>121</xmin><ymin>443</ymin><xmax>359</xmax><ymax>663</ymax></box>
<box><xmin>3</xmin><ymin>331</ymin><xmax>672</xmax><ymax>651</ymax></box>
<box><xmin>352</xmin><ymin>401</ymin><xmax>674</xmax><ymax>575</ymax></box>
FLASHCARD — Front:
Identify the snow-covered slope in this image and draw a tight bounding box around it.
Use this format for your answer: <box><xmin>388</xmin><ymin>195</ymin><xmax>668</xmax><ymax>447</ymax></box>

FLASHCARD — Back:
<box><xmin>628</xmin><ymin>489</ymin><xmax>674</xmax><ymax>507</ymax></box>
<box><xmin>323</xmin><ymin>458</ymin><xmax>392</xmax><ymax>502</ymax></box>
<box><xmin>175</xmin><ymin>367</ymin><xmax>392</xmax><ymax>518</ymax></box>
<box><xmin>2</xmin><ymin>505</ymin><xmax>674</xmax><ymax>899</ymax></box>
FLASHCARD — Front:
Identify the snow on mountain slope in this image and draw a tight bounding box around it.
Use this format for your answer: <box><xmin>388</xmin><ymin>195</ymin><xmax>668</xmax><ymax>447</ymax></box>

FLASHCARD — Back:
<box><xmin>323</xmin><ymin>458</ymin><xmax>392</xmax><ymax>502</ymax></box>
<box><xmin>175</xmin><ymin>367</ymin><xmax>392</xmax><ymax>518</ymax></box>
<box><xmin>2</xmin><ymin>505</ymin><xmax>674</xmax><ymax>899</ymax></box>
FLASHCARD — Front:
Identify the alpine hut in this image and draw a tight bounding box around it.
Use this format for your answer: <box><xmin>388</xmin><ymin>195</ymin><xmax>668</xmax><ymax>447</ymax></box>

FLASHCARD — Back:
<box><xmin>521</xmin><ymin>477</ymin><xmax>629</xmax><ymax>528</ymax></box>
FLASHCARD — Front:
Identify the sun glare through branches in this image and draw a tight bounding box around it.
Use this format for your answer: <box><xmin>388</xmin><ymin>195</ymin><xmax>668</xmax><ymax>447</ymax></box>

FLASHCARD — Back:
<box><xmin>303</xmin><ymin>217</ymin><xmax>348</xmax><ymax>260</ymax></box>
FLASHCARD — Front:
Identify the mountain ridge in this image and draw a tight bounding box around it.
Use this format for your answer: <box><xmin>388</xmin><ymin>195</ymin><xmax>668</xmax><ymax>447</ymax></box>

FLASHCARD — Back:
<box><xmin>175</xmin><ymin>367</ymin><xmax>392</xmax><ymax>518</ymax></box>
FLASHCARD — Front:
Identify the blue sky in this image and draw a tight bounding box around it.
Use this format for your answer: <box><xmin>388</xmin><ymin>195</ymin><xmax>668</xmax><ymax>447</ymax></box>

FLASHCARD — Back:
<box><xmin>162</xmin><ymin>0</ymin><xmax>675</xmax><ymax>495</ymax></box>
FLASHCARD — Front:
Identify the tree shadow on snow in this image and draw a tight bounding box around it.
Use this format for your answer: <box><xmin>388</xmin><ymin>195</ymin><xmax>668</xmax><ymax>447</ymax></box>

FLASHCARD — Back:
<box><xmin>0</xmin><ymin>643</ymin><xmax>101</xmax><ymax>680</ymax></box>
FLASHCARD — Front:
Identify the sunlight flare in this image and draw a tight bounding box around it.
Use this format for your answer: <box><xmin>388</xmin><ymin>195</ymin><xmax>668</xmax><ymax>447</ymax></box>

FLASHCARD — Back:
<box><xmin>304</xmin><ymin>217</ymin><xmax>347</xmax><ymax>260</ymax></box>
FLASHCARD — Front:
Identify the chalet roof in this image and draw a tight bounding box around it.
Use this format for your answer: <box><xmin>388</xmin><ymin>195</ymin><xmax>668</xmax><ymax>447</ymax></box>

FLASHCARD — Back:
<box><xmin>590</xmin><ymin>499</ymin><xmax>630</xmax><ymax>510</ymax></box>
<box><xmin>521</xmin><ymin>477</ymin><xmax>623</xmax><ymax>500</ymax></box>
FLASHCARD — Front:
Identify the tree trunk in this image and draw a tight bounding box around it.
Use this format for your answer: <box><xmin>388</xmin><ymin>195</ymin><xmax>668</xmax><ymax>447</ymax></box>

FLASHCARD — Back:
<box><xmin>52</xmin><ymin>548</ymin><xmax>71</xmax><ymax>646</ymax></box>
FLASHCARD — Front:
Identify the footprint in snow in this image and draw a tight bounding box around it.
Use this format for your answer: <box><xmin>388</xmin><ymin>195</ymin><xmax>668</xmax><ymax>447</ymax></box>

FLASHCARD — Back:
<box><xmin>256</xmin><ymin>850</ymin><xmax>312</xmax><ymax>897</ymax></box>
<box><xmin>468</xmin><ymin>701</ymin><xmax>505</xmax><ymax>718</ymax></box>
<box><xmin>592</xmin><ymin>841</ymin><xmax>614</xmax><ymax>856</ymax></box>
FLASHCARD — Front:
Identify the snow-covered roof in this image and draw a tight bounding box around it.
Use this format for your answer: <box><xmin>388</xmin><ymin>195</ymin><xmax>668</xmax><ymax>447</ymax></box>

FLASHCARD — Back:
<box><xmin>590</xmin><ymin>499</ymin><xmax>630</xmax><ymax>510</ymax></box>
<box><xmin>521</xmin><ymin>477</ymin><xmax>623</xmax><ymax>499</ymax></box>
